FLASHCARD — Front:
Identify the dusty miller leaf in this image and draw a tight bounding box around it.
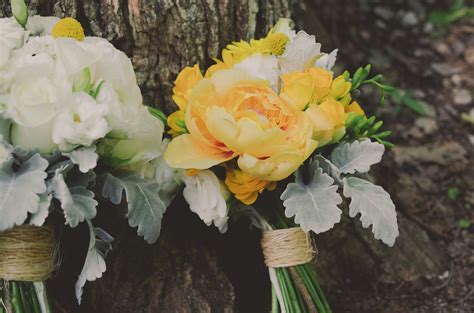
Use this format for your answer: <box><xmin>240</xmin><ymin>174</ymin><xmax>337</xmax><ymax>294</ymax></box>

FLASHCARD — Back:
<box><xmin>343</xmin><ymin>176</ymin><xmax>399</xmax><ymax>246</ymax></box>
<box><xmin>281</xmin><ymin>162</ymin><xmax>342</xmax><ymax>234</ymax></box>
<box><xmin>49</xmin><ymin>166</ymin><xmax>97</xmax><ymax>228</ymax></box>
<box><xmin>64</xmin><ymin>146</ymin><xmax>98</xmax><ymax>173</ymax></box>
<box><xmin>0</xmin><ymin>153</ymin><xmax>48</xmax><ymax>231</ymax></box>
<box><xmin>330</xmin><ymin>139</ymin><xmax>385</xmax><ymax>174</ymax></box>
<box><xmin>29</xmin><ymin>194</ymin><xmax>51</xmax><ymax>226</ymax></box>
<box><xmin>75</xmin><ymin>220</ymin><xmax>113</xmax><ymax>304</ymax></box>
<box><xmin>102</xmin><ymin>172</ymin><xmax>165</xmax><ymax>244</ymax></box>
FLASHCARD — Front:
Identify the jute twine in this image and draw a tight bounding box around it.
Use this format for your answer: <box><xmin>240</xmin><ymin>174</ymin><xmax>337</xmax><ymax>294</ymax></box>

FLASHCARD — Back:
<box><xmin>261</xmin><ymin>227</ymin><xmax>316</xmax><ymax>268</ymax></box>
<box><xmin>0</xmin><ymin>225</ymin><xmax>57</xmax><ymax>282</ymax></box>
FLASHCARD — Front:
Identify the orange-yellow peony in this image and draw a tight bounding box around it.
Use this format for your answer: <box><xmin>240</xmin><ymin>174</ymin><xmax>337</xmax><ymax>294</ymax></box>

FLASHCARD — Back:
<box><xmin>165</xmin><ymin>68</ymin><xmax>318</xmax><ymax>181</ymax></box>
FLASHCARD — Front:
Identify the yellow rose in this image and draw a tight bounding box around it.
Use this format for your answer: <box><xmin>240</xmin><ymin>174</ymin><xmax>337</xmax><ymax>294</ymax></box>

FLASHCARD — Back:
<box><xmin>305</xmin><ymin>98</ymin><xmax>347</xmax><ymax>146</ymax></box>
<box><xmin>172</xmin><ymin>64</ymin><xmax>203</xmax><ymax>110</ymax></box>
<box><xmin>281</xmin><ymin>67</ymin><xmax>333</xmax><ymax>110</ymax></box>
<box><xmin>346</xmin><ymin>101</ymin><xmax>365</xmax><ymax>116</ymax></box>
<box><xmin>225</xmin><ymin>167</ymin><xmax>276</xmax><ymax>205</ymax></box>
<box><xmin>165</xmin><ymin>68</ymin><xmax>318</xmax><ymax>181</ymax></box>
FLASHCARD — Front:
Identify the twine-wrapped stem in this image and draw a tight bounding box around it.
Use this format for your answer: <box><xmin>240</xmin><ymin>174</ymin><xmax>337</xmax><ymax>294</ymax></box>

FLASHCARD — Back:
<box><xmin>0</xmin><ymin>225</ymin><xmax>56</xmax><ymax>282</ymax></box>
<box><xmin>261</xmin><ymin>227</ymin><xmax>315</xmax><ymax>268</ymax></box>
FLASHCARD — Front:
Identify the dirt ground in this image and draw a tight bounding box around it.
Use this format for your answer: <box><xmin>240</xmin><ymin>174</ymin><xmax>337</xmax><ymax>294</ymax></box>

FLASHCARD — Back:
<box><xmin>304</xmin><ymin>0</ymin><xmax>474</xmax><ymax>312</ymax></box>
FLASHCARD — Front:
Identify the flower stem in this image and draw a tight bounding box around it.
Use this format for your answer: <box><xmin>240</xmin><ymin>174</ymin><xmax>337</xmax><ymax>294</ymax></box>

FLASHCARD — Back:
<box><xmin>271</xmin><ymin>286</ymin><xmax>280</xmax><ymax>313</ymax></box>
<box><xmin>275</xmin><ymin>268</ymin><xmax>291</xmax><ymax>313</ymax></box>
<box><xmin>303</xmin><ymin>264</ymin><xmax>332</xmax><ymax>313</ymax></box>
<box><xmin>11</xmin><ymin>282</ymin><xmax>24</xmax><ymax>313</ymax></box>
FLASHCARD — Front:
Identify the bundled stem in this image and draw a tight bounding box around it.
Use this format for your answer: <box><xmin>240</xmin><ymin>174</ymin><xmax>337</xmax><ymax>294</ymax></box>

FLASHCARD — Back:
<box><xmin>0</xmin><ymin>281</ymin><xmax>51</xmax><ymax>313</ymax></box>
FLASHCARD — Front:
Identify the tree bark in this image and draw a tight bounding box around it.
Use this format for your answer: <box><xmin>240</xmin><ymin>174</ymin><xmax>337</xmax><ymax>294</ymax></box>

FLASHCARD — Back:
<box><xmin>0</xmin><ymin>1</ymin><xmax>449</xmax><ymax>312</ymax></box>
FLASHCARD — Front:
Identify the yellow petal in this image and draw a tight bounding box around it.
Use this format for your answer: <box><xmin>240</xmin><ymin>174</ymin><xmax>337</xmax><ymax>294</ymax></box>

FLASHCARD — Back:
<box><xmin>280</xmin><ymin>71</ymin><xmax>314</xmax><ymax>110</ymax></box>
<box><xmin>164</xmin><ymin>134</ymin><xmax>234</xmax><ymax>169</ymax></box>
<box><xmin>238</xmin><ymin>152</ymin><xmax>304</xmax><ymax>181</ymax></box>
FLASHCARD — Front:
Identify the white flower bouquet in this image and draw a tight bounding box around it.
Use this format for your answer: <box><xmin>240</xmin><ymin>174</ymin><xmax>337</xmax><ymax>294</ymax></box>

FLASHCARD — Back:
<box><xmin>0</xmin><ymin>1</ymin><xmax>177</xmax><ymax>312</ymax></box>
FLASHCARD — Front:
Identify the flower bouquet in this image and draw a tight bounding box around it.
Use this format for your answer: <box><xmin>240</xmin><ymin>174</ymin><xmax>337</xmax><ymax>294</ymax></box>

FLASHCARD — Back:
<box><xmin>0</xmin><ymin>1</ymin><xmax>176</xmax><ymax>311</ymax></box>
<box><xmin>164</xmin><ymin>19</ymin><xmax>399</xmax><ymax>312</ymax></box>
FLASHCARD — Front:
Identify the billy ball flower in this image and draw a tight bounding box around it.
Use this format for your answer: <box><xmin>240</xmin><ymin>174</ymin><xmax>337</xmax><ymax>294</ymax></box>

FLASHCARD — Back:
<box><xmin>52</xmin><ymin>17</ymin><xmax>85</xmax><ymax>41</ymax></box>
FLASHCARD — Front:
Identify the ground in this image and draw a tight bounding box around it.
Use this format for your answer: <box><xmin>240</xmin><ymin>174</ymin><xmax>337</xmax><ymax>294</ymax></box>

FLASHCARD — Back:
<box><xmin>304</xmin><ymin>0</ymin><xmax>473</xmax><ymax>312</ymax></box>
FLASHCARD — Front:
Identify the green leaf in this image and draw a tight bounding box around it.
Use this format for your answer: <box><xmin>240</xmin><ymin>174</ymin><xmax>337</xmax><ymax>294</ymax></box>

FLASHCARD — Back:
<box><xmin>73</xmin><ymin>68</ymin><xmax>92</xmax><ymax>93</ymax></box>
<box><xmin>281</xmin><ymin>162</ymin><xmax>342</xmax><ymax>234</ymax></box>
<box><xmin>447</xmin><ymin>187</ymin><xmax>461</xmax><ymax>201</ymax></box>
<box><xmin>75</xmin><ymin>220</ymin><xmax>113</xmax><ymax>304</ymax></box>
<box><xmin>330</xmin><ymin>139</ymin><xmax>385</xmax><ymax>174</ymax></box>
<box><xmin>343</xmin><ymin>177</ymin><xmax>399</xmax><ymax>246</ymax></box>
<box><xmin>11</xmin><ymin>0</ymin><xmax>28</xmax><ymax>28</ymax></box>
<box><xmin>102</xmin><ymin>172</ymin><xmax>165</xmax><ymax>243</ymax></box>
<box><xmin>458</xmin><ymin>218</ymin><xmax>471</xmax><ymax>229</ymax></box>
<box><xmin>0</xmin><ymin>153</ymin><xmax>48</xmax><ymax>231</ymax></box>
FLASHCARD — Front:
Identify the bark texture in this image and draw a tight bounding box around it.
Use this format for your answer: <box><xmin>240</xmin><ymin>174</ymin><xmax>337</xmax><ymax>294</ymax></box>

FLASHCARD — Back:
<box><xmin>0</xmin><ymin>0</ymin><xmax>450</xmax><ymax>312</ymax></box>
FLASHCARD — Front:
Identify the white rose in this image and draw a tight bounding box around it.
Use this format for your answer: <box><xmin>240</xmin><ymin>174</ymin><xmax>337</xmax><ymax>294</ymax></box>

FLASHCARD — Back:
<box><xmin>54</xmin><ymin>37</ymin><xmax>103</xmax><ymax>79</ymax></box>
<box><xmin>98</xmin><ymin>104</ymin><xmax>164</xmax><ymax>166</ymax></box>
<box><xmin>8</xmin><ymin>75</ymin><xmax>66</xmax><ymax>128</ymax></box>
<box><xmin>234</xmin><ymin>54</ymin><xmax>280</xmax><ymax>91</ymax></box>
<box><xmin>53</xmin><ymin>92</ymin><xmax>109</xmax><ymax>151</ymax></box>
<box><xmin>0</xmin><ymin>17</ymin><xmax>25</xmax><ymax>69</ymax></box>
<box><xmin>182</xmin><ymin>170</ymin><xmax>229</xmax><ymax>233</ymax></box>
<box><xmin>86</xmin><ymin>37</ymin><xmax>143</xmax><ymax>108</ymax></box>
<box><xmin>279</xmin><ymin>31</ymin><xmax>322</xmax><ymax>74</ymax></box>
<box><xmin>10</xmin><ymin>122</ymin><xmax>57</xmax><ymax>154</ymax></box>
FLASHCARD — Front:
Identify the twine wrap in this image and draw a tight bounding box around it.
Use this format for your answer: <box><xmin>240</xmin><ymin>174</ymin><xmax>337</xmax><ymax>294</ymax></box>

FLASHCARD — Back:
<box><xmin>261</xmin><ymin>227</ymin><xmax>315</xmax><ymax>268</ymax></box>
<box><xmin>0</xmin><ymin>225</ymin><xmax>56</xmax><ymax>282</ymax></box>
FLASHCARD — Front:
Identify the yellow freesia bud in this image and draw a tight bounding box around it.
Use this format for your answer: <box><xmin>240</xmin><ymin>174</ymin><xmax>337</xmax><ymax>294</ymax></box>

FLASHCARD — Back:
<box><xmin>346</xmin><ymin>101</ymin><xmax>365</xmax><ymax>116</ymax></box>
<box><xmin>167</xmin><ymin>110</ymin><xmax>187</xmax><ymax>137</ymax></box>
<box><xmin>225</xmin><ymin>167</ymin><xmax>276</xmax><ymax>205</ymax></box>
<box><xmin>172</xmin><ymin>64</ymin><xmax>203</xmax><ymax>110</ymax></box>
<box><xmin>52</xmin><ymin>17</ymin><xmax>85</xmax><ymax>41</ymax></box>
<box><xmin>330</xmin><ymin>75</ymin><xmax>351</xmax><ymax>99</ymax></box>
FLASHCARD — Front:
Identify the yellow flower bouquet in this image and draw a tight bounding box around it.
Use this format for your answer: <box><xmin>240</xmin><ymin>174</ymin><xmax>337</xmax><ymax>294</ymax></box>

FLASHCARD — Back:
<box><xmin>164</xmin><ymin>18</ymin><xmax>398</xmax><ymax>312</ymax></box>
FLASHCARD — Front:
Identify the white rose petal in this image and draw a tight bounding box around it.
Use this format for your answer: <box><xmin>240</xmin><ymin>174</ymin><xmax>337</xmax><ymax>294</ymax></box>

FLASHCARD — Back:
<box><xmin>183</xmin><ymin>170</ymin><xmax>229</xmax><ymax>232</ymax></box>
<box><xmin>0</xmin><ymin>17</ymin><xmax>25</xmax><ymax>69</ymax></box>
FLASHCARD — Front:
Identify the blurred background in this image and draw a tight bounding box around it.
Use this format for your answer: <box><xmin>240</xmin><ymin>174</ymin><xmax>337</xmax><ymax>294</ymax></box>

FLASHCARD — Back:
<box><xmin>1</xmin><ymin>0</ymin><xmax>473</xmax><ymax>312</ymax></box>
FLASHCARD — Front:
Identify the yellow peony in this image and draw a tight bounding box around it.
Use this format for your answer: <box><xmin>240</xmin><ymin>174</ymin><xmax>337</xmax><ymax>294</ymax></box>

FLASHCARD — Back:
<box><xmin>225</xmin><ymin>167</ymin><xmax>276</xmax><ymax>205</ymax></box>
<box><xmin>165</xmin><ymin>68</ymin><xmax>317</xmax><ymax>181</ymax></box>
<box><xmin>281</xmin><ymin>67</ymin><xmax>333</xmax><ymax>110</ymax></box>
<box><xmin>305</xmin><ymin>98</ymin><xmax>347</xmax><ymax>146</ymax></box>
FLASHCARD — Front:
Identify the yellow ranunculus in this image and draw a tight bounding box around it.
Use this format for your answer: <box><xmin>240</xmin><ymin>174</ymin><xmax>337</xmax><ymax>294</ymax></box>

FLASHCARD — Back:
<box><xmin>281</xmin><ymin>67</ymin><xmax>333</xmax><ymax>110</ymax></box>
<box><xmin>225</xmin><ymin>167</ymin><xmax>276</xmax><ymax>205</ymax></box>
<box><xmin>305</xmin><ymin>98</ymin><xmax>347</xmax><ymax>146</ymax></box>
<box><xmin>165</xmin><ymin>68</ymin><xmax>318</xmax><ymax>181</ymax></box>
<box><xmin>172</xmin><ymin>64</ymin><xmax>203</xmax><ymax>110</ymax></box>
<box><xmin>346</xmin><ymin>101</ymin><xmax>365</xmax><ymax>116</ymax></box>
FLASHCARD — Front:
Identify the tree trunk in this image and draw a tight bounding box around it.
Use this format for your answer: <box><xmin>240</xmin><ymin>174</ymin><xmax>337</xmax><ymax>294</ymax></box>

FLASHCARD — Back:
<box><xmin>0</xmin><ymin>1</ymin><xmax>449</xmax><ymax>312</ymax></box>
